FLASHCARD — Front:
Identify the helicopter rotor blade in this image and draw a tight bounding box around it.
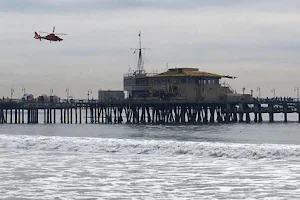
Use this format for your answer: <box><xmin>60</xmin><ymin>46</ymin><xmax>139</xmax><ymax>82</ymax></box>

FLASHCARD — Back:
<box><xmin>39</xmin><ymin>31</ymin><xmax>51</xmax><ymax>34</ymax></box>
<box><xmin>55</xmin><ymin>33</ymin><xmax>67</xmax><ymax>35</ymax></box>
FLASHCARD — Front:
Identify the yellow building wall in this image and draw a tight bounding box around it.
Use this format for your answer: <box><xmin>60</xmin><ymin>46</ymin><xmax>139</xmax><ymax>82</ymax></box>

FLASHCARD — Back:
<box><xmin>142</xmin><ymin>77</ymin><xmax>236</xmax><ymax>101</ymax></box>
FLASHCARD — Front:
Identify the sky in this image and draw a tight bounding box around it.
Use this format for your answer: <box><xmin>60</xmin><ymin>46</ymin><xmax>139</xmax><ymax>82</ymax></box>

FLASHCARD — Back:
<box><xmin>1</xmin><ymin>0</ymin><xmax>300</xmax><ymax>99</ymax></box>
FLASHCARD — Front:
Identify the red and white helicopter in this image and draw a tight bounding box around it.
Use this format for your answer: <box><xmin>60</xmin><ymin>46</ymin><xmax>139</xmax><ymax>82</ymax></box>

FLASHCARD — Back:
<box><xmin>34</xmin><ymin>27</ymin><xmax>67</xmax><ymax>42</ymax></box>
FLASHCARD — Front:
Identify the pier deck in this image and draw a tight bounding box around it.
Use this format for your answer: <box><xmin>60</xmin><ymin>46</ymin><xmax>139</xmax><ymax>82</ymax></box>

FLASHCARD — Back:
<box><xmin>0</xmin><ymin>99</ymin><xmax>299</xmax><ymax>124</ymax></box>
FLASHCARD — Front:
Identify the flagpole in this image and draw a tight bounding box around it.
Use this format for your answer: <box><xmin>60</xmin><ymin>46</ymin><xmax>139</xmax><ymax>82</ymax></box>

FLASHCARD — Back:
<box><xmin>139</xmin><ymin>30</ymin><xmax>141</xmax><ymax>50</ymax></box>
<box><xmin>130</xmin><ymin>30</ymin><xmax>150</xmax><ymax>74</ymax></box>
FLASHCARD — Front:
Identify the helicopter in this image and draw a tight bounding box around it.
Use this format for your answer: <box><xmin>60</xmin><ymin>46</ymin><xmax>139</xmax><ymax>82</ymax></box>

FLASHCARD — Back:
<box><xmin>34</xmin><ymin>27</ymin><xmax>67</xmax><ymax>42</ymax></box>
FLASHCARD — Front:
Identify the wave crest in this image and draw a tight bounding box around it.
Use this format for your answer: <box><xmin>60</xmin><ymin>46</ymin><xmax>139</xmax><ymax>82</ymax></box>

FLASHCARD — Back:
<box><xmin>1</xmin><ymin>134</ymin><xmax>300</xmax><ymax>160</ymax></box>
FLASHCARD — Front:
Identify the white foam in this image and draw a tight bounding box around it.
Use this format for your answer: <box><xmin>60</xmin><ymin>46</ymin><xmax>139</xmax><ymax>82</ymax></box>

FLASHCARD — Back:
<box><xmin>1</xmin><ymin>134</ymin><xmax>300</xmax><ymax>160</ymax></box>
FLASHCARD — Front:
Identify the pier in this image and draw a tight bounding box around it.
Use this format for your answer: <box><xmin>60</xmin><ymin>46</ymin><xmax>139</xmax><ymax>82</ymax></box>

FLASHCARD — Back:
<box><xmin>0</xmin><ymin>99</ymin><xmax>299</xmax><ymax>124</ymax></box>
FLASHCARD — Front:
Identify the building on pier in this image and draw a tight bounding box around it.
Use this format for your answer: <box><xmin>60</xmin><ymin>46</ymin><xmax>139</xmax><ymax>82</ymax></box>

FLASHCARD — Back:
<box><xmin>124</xmin><ymin>31</ymin><xmax>252</xmax><ymax>101</ymax></box>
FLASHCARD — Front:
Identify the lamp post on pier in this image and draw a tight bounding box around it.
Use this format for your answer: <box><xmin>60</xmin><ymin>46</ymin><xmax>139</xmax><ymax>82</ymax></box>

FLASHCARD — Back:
<box><xmin>257</xmin><ymin>86</ymin><xmax>261</xmax><ymax>99</ymax></box>
<box><xmin>50</xmin><ymin>88</ymin><xmax>53</xmax><ymax>96</ymax></box>
<box><xmin>66</xmin><ymin>88</ymin><xmax>69</xmax><ymax>101</ymax></box>
<box><xmin>87</xmin><ymin>90</ymin><xmax>92</xmax><ymax>102</ymax></box>
<box><xmin>294</xmin><ymin>87</ymin><xmax>299</xmax><ymax>102</ymax></box>
<box><xmin>10</xmin><ymin>88</ymin><xmax>14</xmax><ymax>100</ymax></box>
<box><xmin>271</xmin><ymin>88</ymin><xmax>276</xmax><ymax>99</ymax></box>
<box><xmin>242</xmin><ymin>86</ymin><xmax>245</xmax><ymax>95</ymax></box>
<box><xmin>22</xmin><ymin>87</ymin><xmax>26</xmax><ymax>96</ymax></box>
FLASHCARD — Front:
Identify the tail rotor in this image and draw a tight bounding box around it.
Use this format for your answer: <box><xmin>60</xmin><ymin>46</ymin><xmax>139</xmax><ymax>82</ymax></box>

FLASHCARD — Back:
<box><xmin>34</xmin><ymin>32</ymin><xmax>41</xmax><ymax>41</ymax></box>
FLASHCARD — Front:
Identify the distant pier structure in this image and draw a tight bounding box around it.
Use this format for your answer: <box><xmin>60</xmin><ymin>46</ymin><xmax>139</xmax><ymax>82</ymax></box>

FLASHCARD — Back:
<box><xmin>1</xmin><ymin>32</ymin><xmax>298</xmax><ymax>125</ymax></box>
<box><xmin>0</xmin><ymin>99</ymin><xmax>299</xmax><ymax>124</ymax></box>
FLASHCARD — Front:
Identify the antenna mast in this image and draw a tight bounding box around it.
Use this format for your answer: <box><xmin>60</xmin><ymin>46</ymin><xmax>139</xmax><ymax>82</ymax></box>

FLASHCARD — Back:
<box><xmin>130</xmin><ymin>30</ymin><xmax>150</xmax><ymax>74</ymax></box>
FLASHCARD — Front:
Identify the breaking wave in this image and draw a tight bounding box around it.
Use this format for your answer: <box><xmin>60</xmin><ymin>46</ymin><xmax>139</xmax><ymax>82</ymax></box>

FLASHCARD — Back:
<box><xmin>0</xmin><ymin>134</ymin><xmax>300</xmax><ymax>160</ymax></box>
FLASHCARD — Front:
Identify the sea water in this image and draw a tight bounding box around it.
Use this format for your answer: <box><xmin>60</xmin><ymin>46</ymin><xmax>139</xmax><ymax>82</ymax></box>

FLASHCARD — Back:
<box><xmin>1</xmin><ymin>114</ymin><xmax>300</xmax><ymax>199</ymax></box>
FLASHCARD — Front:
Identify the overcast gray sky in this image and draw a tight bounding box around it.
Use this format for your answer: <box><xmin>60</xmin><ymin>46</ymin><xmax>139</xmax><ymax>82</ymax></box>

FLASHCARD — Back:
<box><xmin>1</xmin><ymin>0</ymin><xmax>300</xmax><ymax>99</ymax></box>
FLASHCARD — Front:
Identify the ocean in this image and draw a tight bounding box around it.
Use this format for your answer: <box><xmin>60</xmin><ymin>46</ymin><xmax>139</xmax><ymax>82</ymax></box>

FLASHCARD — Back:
<box><xmin>1</xmin><ymin>113</ymin><xmax>300</xmax><ymax>199</ymax></box>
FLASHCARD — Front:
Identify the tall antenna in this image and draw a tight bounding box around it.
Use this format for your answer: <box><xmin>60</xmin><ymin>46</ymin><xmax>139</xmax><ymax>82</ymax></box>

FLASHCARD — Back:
<box><xmin>130</xmin><ymin>30</ymin><xmax>150</xmax><ymax>74</ymax></box>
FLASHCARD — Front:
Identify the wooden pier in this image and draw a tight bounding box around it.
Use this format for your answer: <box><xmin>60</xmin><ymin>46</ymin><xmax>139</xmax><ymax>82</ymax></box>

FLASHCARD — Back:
<box><xmin>0</xmin><ymin>100</ymin><xmax>299</xmax><ymax>124</ymax></box>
